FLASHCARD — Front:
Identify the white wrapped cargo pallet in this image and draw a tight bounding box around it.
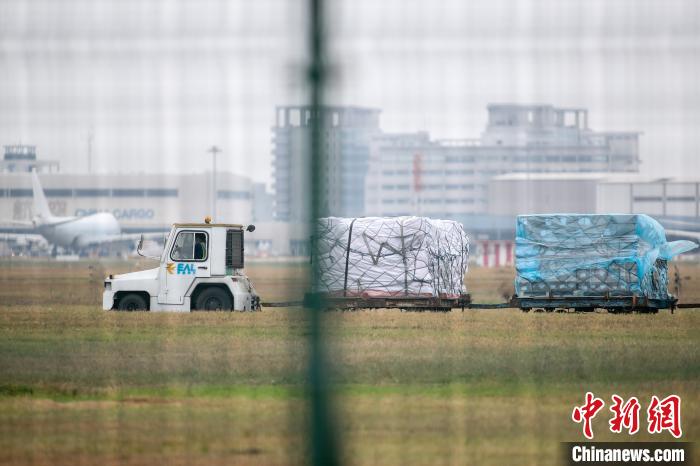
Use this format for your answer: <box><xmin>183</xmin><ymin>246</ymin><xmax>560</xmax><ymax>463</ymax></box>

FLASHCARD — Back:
<box><xmin>314</xmin><ymin>216</ymin><xmax>469</xmax><ymax>298</ymax></box>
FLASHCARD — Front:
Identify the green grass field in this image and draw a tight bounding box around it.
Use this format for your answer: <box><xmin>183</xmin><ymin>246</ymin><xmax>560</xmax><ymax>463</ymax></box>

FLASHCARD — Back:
<box><xmin>0</xmin><ymin>259</ymin><xmax>698</xmax><ymax>465</ymax></box>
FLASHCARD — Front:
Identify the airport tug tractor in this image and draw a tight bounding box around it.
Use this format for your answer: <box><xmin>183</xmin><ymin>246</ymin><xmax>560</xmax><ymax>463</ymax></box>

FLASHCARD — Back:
<box><xmin>103</xmin><ymin>219</ymin><xmax>261</xmax><ymax>311</ymax></box>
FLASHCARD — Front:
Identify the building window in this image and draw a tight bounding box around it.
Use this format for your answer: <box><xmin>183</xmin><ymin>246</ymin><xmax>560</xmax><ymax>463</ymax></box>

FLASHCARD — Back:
<box><xmin>112</xmin><ymin>189</ymin><xmax>146</xmax><ymax>197</ymax></box>
<box><xmin>44</xmin><ymin>189</ymin><xmax>73</xmax><ymax>197</ymax></box>
<box><xmin>145</xmin><ymin>189</ymin><xmax>178</xmax><ymax>197</ymax></box>
<box><xmin>289</xmin><ymin>109</ymin><xmax>301</xmax><ymax>126</ymax></box>
<box><xmin>217</xmin><ymin>190</ymin><xmax>251</xmax><ymax>200</ymax></box>
<box><xmin>9</xmin><ymin>189</ymin><xmax>32</xmax><ymax>197</ymax></box>
<box><xmin>75</xmin><ymin>189</ymin><xmax>110</xmax><ymax>197</ymax></box>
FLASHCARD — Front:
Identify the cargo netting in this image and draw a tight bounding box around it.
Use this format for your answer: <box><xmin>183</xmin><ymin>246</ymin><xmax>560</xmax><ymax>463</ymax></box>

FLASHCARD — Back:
<box><xmin>515</xmin><ymin>214</ymin><xmax>698</xmax><ymax>299</ymax></box>
<box><xmin>314</xmin><ymin>216</ymin><xmax>470</xmax><ymax>298</ymax></box>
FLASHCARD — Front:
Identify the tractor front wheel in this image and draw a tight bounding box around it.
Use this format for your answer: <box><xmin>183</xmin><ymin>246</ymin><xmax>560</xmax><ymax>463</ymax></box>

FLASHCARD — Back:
<box><xmin>117</xmin><ymin>293</ymin><xmax>148</xmax><ymax>311</ymax></box>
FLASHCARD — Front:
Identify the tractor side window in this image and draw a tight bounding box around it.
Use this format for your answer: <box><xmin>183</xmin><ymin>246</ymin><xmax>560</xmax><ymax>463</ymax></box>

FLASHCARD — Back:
<box><xmin>171</xmin><ymin>232</ymin><xmax>194</xmax><ymax>261</ymax></box>
<box><xmin>194</xmin><ymin>232</ymin><xmax>207</xmax><ymax>260</ymax></box>
<box><xmin>170</xmin><ymin>231</ymin><xmax>208</xmax><ymax>261</ymax></box>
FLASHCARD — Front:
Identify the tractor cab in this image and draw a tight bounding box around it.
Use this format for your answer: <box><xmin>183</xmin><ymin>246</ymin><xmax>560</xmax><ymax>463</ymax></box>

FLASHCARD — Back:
<box><xmin>103</xmin><ymin>220</ymin><xmax>260</xmax><ymax>311</ymax></box>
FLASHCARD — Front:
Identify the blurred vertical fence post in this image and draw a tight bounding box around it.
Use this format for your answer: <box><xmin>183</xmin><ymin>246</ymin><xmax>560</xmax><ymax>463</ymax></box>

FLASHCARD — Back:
<box><xmin>307</xmin><ymin>0</ymin><xmax>339</xmax><ymax>465</ymax></box>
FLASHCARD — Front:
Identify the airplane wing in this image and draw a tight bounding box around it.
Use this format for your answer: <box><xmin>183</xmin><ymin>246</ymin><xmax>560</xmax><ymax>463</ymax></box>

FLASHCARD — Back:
<box><xmin>0</xmin><ymin>232</ymin><xmax>46</xmax><ymax>241</ymax></box>
<box><xmin>0</xmin><ymin>219</ymin><xmax>34</xmax><ymax>227</ymax></box>
<box><xmin>74</xmin><ymin>232</ymin><xmax>168</xmax><ymax>248</ymax></box>
<box><xmin>0</xmin><ymin>232</ymin><xmax>49</xmax><ymax>251</ymax></box>
<box><xmin>0</xmin><ymin>223</ymin><xmax>35</xmax><ymax>234</ymax></box>
<box><xmin>665</xmin><ymin>229</ymin><xmax>700</xmax><ymax>242</ymax></box>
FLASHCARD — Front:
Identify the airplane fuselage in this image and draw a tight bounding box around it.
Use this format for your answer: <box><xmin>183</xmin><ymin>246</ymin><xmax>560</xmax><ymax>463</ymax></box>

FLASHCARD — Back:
<box><xmin>37</xmin><ymin>212</ymin><xmax>121</xmax><ymax>249</ymax></box>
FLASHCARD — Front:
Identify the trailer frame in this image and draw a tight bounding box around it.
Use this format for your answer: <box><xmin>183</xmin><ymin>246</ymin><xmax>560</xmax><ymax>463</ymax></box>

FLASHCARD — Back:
<box><xmin>262</xmin><ymin>294</ymin><xmax>696</xmax><ymax>313</ymax></box>
<box><xmin>514</xmin><ymin>293</ymin><xmax>677</xmax><ymax>314</ymax></box>
<box><xmin>303</xmin><ymin>293</ymin><xmax>472</xmax><ymax>312</ymax></box>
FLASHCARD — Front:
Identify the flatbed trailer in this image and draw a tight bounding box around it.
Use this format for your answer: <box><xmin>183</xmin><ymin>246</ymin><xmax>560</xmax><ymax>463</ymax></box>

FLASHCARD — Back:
<box><xmin>262</xmin><ymin>294</ymin><xmax>698</xmax><ymax>313</ymax></box>
<box><xmin>514</xmin><ymin>295</ymin><xmax>677</xmax><ymax>314</ymax></box>
<box><xmin>302</xmin><ymin>293</ymin><xmax>472</xmax><ymax>311</ymax></box>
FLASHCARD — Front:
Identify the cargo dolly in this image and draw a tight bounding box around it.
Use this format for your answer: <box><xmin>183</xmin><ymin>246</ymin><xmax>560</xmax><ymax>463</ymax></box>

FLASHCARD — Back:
<box><xmin>513</xmin><ymin>293</ymin><xmax>678</xmax><ymax>314</ymax></box>
<box><xmin>262</xmin><ymin>293</ymin><xmax>697</xmax><ymax>313</ymax></box>
<box><xmin>301</xmin><ymin>293</ymin><xmax>472</xmax><ymax>312</ymax></box>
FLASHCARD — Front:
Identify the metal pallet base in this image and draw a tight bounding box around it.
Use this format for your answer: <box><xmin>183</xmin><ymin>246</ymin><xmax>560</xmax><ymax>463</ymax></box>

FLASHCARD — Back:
<box><xmin>515</xmin><ymin>295</ymin><xmax>677</xmax><ymax>313</ymax></box>
<box><xmin>261</xmin><ymin>295</ymin><xmax>696</xmax><ymax>313</ymax></box>
<box><xmin>303</xmin><ymin>293</ymin><xmax>472</xmax><ymax>311</ymax></box>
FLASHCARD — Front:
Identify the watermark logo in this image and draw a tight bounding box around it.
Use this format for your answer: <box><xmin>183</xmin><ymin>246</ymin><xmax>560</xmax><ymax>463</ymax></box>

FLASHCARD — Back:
<box><xmin>572</xmin><ymin>393</ymin><xmax>682</xmax><ymax>439</ymax></box>
<box><xmin>609</xmin><ymin>395</ymin><xmax>641</xmax><ymax>435</ymax></box>
<box><xmin>647</xmin><ymin>395</ymin><xmax>682</xmax><ymax>439</ymax></box>
<box><xmin>572</xmin><ymin>392</ymin><xmax>605</xmax><ymax>439</ymax></box>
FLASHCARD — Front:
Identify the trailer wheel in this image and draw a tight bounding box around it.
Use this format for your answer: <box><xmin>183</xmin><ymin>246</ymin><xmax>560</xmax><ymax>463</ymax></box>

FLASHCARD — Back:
<box><xmin>118</xmin><ymin>293</ymin><xmax>148</xmax><ymax>311</ymax></box>
<box><xmin>195</xmin><ymin>287</ymin><xmax>232</xmax><ymax>311</ymax></box>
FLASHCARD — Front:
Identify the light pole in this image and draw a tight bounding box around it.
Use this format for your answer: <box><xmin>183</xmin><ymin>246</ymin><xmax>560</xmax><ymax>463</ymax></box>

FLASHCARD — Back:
<box><xmin>208</xmin><ymin>146</ymin><xmax>221</xmax><ymax>220</ymax></box>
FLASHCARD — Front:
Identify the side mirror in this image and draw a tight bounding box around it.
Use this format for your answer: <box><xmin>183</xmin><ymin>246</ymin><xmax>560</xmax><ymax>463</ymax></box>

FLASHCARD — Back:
<box><xmin>137</xmin><ymin>234</ymin><xmax>162</xmax><ymax>260</ymax></box>
<box><xmin>246</xmin><ymin>224</ymin><xmax>256</xmax><ymax>233</ymax></box>
<box><xmin>136</xmin><ymin>234</ymin><xmax>145</xmax><ymax>257</ymax></box>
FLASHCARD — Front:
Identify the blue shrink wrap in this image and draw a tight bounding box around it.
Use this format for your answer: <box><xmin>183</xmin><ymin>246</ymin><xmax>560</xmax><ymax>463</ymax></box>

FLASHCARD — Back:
<box><xmin>515</xmin><ymin>214</ymin><xmax>697</xmax><ymax>298</ymax></box>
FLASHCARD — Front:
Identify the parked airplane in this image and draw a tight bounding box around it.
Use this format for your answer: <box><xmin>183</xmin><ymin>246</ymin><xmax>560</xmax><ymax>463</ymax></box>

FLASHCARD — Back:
<box><xmin>3</xmin><ymin>171</ymin><xmax>162</xmax><ymax>253</ymax></box>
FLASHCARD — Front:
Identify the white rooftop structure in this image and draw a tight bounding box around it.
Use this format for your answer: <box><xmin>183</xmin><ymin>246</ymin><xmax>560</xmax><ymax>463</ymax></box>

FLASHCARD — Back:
<box><xmin>366</xmin><ymin>104</ymin><xmax>641</xmax><ymax>222</ymax></box>
<box><xmin>488</xmin><ymin>172</ymin><xmax>700</xmax><ymax>223</ymax></box>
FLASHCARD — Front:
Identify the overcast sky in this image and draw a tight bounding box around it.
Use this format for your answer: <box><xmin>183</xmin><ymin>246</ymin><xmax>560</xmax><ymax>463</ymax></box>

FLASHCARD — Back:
<box><xmin>0</xmin><ymin>0</ymin><xmax>698</xmax><ymax>185</ymax></box>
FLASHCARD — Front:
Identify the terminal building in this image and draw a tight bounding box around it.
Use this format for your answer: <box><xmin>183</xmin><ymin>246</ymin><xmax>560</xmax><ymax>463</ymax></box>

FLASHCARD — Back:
<box><xmin>0</xmin><ymin>169</ymin><xmax>313</xmax><ymax>256</ymax></box>
<box><xmin>0</xmin><ymin>171</ymin><xmax>255</xmax><ymax>230</ymax></box>
<box><xmin>489</xmin><ymin>173</ymin><xmax>700</xmax><ymax>220</ymax></box>
<box><xmin>488</xmin><ymin>172</ymin><xmax>700</xmax><ymax>241</ymax></box>
<box><xmin>470</xmin><ymin>173</ymin><xmax>700</xmax><ymax>268</ymax></box>
<box><xmin>364</xmin><ymin>104</ymin><xmax>640</xmax><ymax>222</ymax></box>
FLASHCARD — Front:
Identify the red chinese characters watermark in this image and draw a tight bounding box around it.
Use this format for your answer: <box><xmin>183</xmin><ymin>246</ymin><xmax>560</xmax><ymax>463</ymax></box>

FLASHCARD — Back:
<box><xmin>609</xmin><ymin>394</ymin><xmax>640</xmax><ymax>435</ymax></box>
<box><xmin>572</xmin><ymin>392</ymin><xmax>605</xmax><ymax>439</ymax></box>
<box><xmin>647</xmin><ymin>395</ymin><xmax>682</xmax><ymax>438</ymax></box>
<box><xmin>572</xmin><ymin>393</ymin><xmax>682</xmax><ymax>439</ymax></box>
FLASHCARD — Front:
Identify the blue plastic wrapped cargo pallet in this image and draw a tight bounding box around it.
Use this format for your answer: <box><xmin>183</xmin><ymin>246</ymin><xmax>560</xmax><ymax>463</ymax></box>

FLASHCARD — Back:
<box><xmin>515</xmin><ymin>214</ymin><xmax>697</xmax><ymax>299</ymax></box>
